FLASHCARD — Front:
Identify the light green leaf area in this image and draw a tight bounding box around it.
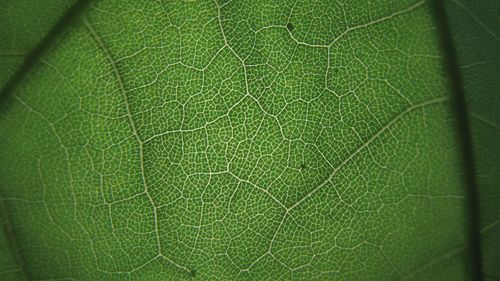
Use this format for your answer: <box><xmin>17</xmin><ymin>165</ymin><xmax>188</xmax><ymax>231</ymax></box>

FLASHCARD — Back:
<box><xmin>0</xmin><ymin>0</ymin><xmax>76</xmax><ymax>86</ymax></box>
<box><xmin>446</xmin><ymin>0</ymin><xmax>500</xmax><ymax>280</ymax></box>
<box><xmin>0</xmin><ymin>1</ymin><xmax>473</xmax><ymax>280</ymax></box>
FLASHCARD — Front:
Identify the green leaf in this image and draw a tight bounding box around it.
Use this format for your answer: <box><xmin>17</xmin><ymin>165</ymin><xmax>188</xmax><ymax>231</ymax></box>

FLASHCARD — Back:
<box><xmin>0</xmin><ymin>0</ymin><xmax>496</xmax><ymax>280</ymax></box>
<box><xmin>446</xmin><ymin>0</ymin><xmax>500</xmax><ymax>280</ymax></box>
<box><xmin>0</xmin><ymin>0</ymin><xmax>76</xmax><ymax>86</ymax></box>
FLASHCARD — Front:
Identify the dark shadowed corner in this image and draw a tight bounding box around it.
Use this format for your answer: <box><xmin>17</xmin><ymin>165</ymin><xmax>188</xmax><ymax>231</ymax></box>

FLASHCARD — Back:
<box><xmin>0</xmin><ymin>0</ymin><xmax>94</xmax><ymax>110</ymax></box>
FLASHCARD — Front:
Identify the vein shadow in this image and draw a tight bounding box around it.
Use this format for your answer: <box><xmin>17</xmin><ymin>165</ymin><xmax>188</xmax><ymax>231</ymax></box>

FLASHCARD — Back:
<box><xmin>429</xmin><ymin>1</ymin><xmax>482</xmax><ymax>280</ymax></box>
<box><xmin>0</xmin><ymin>0</ymin><xmax>94</xmax><ymax>111</ymax></box>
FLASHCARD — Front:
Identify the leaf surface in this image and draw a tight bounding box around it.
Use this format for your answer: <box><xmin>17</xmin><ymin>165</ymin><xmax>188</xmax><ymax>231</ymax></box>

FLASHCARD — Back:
<box><xmin>0</xmin><ymin>0</ymin><xmax>76</xmax><ymax>86</ymax></box>
<box><xmin>0</xmin><ymin>0</ymin><xmax>496</xmax><ymax>280</ymax></box>
<box><xmin>446</xmin><ymin>0</ymin><xmax>500</xmax><ymax>279</ymax></box>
